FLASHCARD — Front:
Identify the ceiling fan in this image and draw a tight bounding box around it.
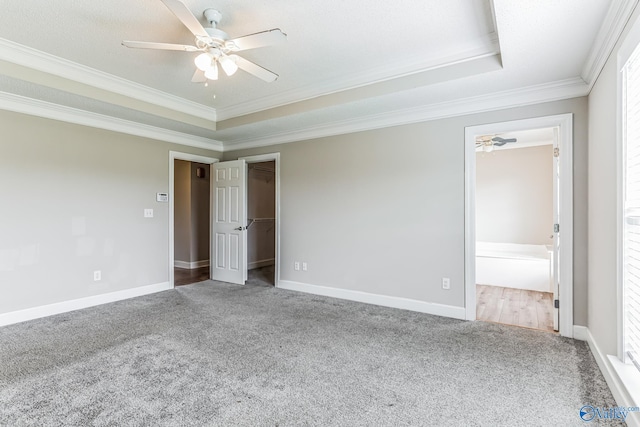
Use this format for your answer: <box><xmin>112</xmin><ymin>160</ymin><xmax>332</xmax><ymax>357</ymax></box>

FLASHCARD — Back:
<box><xmin>122</xmin><ymin>0</ymin><xmax>286</xmax><ymax>83</ymax></box>
<box><xmin>476</xmin><ymin>135</ymin><xmax>517</xmax><ymax>152</ymax></box>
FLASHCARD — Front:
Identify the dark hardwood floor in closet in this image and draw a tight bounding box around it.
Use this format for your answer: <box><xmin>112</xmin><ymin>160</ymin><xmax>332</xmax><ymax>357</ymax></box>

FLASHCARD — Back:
<box><xmin>174</xmin><ymin>266</ymin><xmax>275</xmax><ymax>287</ymax></box>
<box><xmin>174</xmin><ymin>266</ymin><xmax>210</xmax><ymax>287</ymax></box>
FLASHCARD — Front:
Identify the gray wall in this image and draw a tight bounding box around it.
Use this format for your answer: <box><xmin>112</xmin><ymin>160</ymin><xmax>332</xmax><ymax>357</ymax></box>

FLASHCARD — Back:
<box><xmin>0</xmin><ymin>84</ymin><xmax>589</xmax><ymax>327</ymax></box>
<box><xmin>224</xmin><ymin>97</ymin><xmax>589</xmax><ymax>325</ymax></box>
<box><xmin>0</xmin><ymin>110</ymin><xmax>220</xmax><ymax>314</ymax></box>
<box><xmin>476</xmin><ymin>145</ymin><xmax>554</xmax><ymax>245</ymax></box>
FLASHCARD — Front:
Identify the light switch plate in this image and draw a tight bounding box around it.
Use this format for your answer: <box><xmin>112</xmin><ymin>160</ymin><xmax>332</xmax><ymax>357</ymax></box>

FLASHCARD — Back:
<box><xmin>144</xmin><ymin>209</ymin><xmax>153</xmax><ymax>218</ymax></box>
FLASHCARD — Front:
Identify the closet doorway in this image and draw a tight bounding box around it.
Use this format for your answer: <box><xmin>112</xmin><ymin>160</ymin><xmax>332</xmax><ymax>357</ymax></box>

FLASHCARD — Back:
<box><xmin>241</xmin><ymin>153</ymin><xmax>280</xmax><ymax>287</ymax></box>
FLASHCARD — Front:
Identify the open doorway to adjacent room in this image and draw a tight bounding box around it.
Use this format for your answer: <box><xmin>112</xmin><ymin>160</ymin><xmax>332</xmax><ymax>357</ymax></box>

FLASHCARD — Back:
<box><xmin>168</xmin><ymin>151</ymin><xmax>219</xmax><ymax>288</ymax></box>
<box><xmin>474</xmin><ymin>128</ymin><xmax>556</xmax><ymax>332</ymax></box>
<box><xmin>464</xmin><ymin>114</ymin><xmax>574</xmax><ymax>337</ymax></box>
<box><xmin>173</xmin><ymin>159</ymin><xmax>211</xmax><ymax>286</ymax></box>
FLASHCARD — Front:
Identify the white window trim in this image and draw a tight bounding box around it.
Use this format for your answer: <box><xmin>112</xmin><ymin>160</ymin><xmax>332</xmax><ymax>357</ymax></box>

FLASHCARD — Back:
<box><xmin>619</xmin><ymin>9</ymin><xmax>640</xmax><ymax>363</ymax></box>
<box><xmin>616</xmin><ymin>9</ymin><xmax>640</xmax><ymax>408</ymax></box>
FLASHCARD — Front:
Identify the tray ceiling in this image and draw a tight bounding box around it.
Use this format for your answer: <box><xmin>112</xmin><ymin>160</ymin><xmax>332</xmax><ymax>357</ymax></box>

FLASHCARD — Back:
<box><xmin>0</xmin><ymin>0</ymin><xmax>617</xmax><ymax>150</ymax></box>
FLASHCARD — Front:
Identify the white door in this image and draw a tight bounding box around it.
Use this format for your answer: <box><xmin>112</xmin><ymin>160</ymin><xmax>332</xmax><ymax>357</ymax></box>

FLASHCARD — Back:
<box><xmin>212</xmin><ymin>160</ymin><xmax>247</xmax><ymax>285</ymax></box>
<box><xmin>552</xmin><ymin>127</ymin><xmax>560</xmax><ymax>331</ymax></box>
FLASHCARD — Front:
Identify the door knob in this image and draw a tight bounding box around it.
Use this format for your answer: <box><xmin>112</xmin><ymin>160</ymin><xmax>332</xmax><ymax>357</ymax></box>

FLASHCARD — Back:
<box><xmin>234</xmin><ymin>226</ymin><xmax>246</xmax><ymax>231</ymax></box>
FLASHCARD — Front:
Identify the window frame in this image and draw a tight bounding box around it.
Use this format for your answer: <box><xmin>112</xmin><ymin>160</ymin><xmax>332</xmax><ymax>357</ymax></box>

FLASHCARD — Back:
<box><xmin>618</xmin><ymin>17</ymin><xmax>640</xmax><ymax>366</ymax></box>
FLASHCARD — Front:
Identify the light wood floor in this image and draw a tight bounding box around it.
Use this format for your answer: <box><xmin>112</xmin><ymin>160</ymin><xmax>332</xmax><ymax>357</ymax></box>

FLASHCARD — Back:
<box><xmin>476</xmin><ymin>284</ymin><xmax>555</xmax><ymax>332</ymax></box>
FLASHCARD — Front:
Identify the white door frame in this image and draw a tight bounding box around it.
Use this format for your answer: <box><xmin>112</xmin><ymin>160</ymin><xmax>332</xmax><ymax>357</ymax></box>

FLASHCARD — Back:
<box><xmin>169</xmin><ymin>151</ymin><xmax>220</xmax><ymax>288</ymax></box>
<box><xmin>464</xmin><ymin>114</ymin><xmax>574</xmax><ymax>337</ymax></box>
<box><xmin>239</xmin><ymin>153</ymin><xmax>281</xmax><ymax>287</ymax></box>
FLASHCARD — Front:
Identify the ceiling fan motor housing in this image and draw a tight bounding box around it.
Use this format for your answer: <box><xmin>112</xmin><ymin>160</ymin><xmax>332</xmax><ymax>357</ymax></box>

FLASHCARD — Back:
<box><xmin>198</xmin><ymin>10</ymin><xmax>228</xmax><ymax>46</ymax></box>
<box><xmin>204</xmin><ymin>9</ymin><xmax>222</xmax><ymax>26</ymax></box>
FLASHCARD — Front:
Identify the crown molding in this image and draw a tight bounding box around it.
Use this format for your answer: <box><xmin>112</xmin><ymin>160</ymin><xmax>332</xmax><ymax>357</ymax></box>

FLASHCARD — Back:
<box><xmin>0</xmin><ymin>38</ymin><xmax>217</xmax><ymax>122</ymax></box>
<box><xmin>216</xmin><ymin>34</ymin><xmax>500</xmax><ymax>121</ymax></box>
<box><xmin>0</xmin><ymin>76</ymin><xmax>588</xmax><ymax>154</ymax></box>
<box><xmin>0</xmin><ymin>91</ymin><xmax>224</xmax><ymax>152</ymax></box>
<box><xmin>581</xmin><ymin>0</ymin><xmax>639</xmax><ymax>89</ymax></box>
<box><xmin>223</xmin><ymin>77</ymin><xmax>588</xmax><ymax>151</ymax></box>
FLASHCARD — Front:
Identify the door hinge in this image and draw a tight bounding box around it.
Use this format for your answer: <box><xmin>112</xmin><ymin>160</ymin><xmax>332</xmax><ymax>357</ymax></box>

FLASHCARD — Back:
<box><xmin>554</xmin><ymin>223</ymin><xmax>560</xmax><ymax>233</ymax></box>
<box><xmin>554</xmin><ymin>299</ymin><xmax>559</xmax><ymax>309</ymax></box>
<box><xmin>554</xmin><ymin>147</ymin><xmax>560</xmax><ymax>158</ymax></box>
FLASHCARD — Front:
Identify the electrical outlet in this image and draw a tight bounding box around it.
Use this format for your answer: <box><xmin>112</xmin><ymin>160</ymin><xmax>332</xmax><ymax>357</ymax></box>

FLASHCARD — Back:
<box><xmin>442</xmin><ymin>277</ymin><xmax>450</xmax><ymax>290</ymax></box>
<box><xmin>302</xmin><ymin>262</ymin><xmax>308</xmax><ymax>271</ymax></box>
<box><xmin>294</xmin><ymin>262</ymin><xmax>300</xmax><ymax>271</ymax></box>
<box><xmin>144</xmin><ymin>209</ymin><xmax>154</xmax><ymax>218</ymax></box>
<box><xmin>94</xmin><ymin>270</ymin><xmax>101</xmax><ymax>281</ymax></box>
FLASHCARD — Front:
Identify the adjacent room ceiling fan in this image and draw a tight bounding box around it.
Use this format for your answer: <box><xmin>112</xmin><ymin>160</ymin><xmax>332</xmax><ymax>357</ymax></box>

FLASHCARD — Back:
<box><xmin>475</xmin><ymin>135</ymin><xmax>517</xmax><ymax>152</ymax></box>
<box><xmin>122</xmin><ymin>0</ymin><xmax>286</xmax><ymax>83</ymax></box>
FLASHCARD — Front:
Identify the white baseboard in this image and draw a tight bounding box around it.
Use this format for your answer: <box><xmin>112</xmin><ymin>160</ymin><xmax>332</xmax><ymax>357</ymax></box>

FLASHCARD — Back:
<box><xmin>277</xmin><ymin>280</ymin><xmax>466</xmax><ymax>320</ymax></box>
<box><xmin>249</xmin><ymin>258</ymin><xmax>275</xmax><ymax>270</ymax></box>
<box><xmin>585</xmin><ymin>328</ymin><xmax>640</xmax><ymax>427</ymax></box>
<box><xmin>573</xmin><ymin>325</ymin><xmax>588</xmax><ymax>341</ymax></box>
<box><xmin>174</xmin><ymin>260</ymin><xmax>209</xmax><ymax>269</ymax></box>
<box><xmin>0</xmin><ymin>281</ymin><xmax>171</xmax><ymax>327</ymax></box>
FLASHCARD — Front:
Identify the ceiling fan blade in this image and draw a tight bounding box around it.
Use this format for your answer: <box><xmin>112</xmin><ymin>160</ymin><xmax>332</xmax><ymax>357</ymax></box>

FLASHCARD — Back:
<box><xmin>234</xmin><ymin>55</ymin><xmax>279</xmax><ymax>82</ymax></box>
<box><xmin>122</xmin><ymin>41</ymin><xmax>200</xmax><ymax>52</ymax></box>
<box><xmin>492</xmin><ymin>141</ymin><xmax>507</xmax><ymax>147</ymax></box>
<box><xmin>226</xmin><ymin>29</ymin><xmax>287</xmax><ymax>52</ymax></box>
<box><xmin>492</xmin><ymin>136</ymin><xmax>517</xmax><ymax>143</ymax></box>
<box><xmin>160</xmin><ymin>0</ymin><xmax>209</xmax><ymax>38</ymax></box>
<box><xmin>191</xmin><ymin>69</ymin><xmax>207</xmax><ymax>83</ymax></box>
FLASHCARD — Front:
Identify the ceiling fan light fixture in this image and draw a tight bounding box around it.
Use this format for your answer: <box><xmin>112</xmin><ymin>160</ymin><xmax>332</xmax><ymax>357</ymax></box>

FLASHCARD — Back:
<box><xmin>194</xmin><ymin>53</ymin><xmax>213</xmax><ymax>71</ymax></box>
<box><xmin>204</xmin><ymin>62</ymin><xmax>219</xmax><ymax>80</ymax></box>
<box><xmin>219</xmin><ymin>55</ymin><xmax>238</xmax><ymax>76</ymax></box>
<box><xmin>483</xmin><ymin>143</ymin><xmax>494</xmax><ymax>153</ymax></box>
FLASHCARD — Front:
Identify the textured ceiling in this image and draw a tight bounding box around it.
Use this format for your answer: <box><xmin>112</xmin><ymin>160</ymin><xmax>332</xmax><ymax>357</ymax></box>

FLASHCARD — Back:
<box><xmin>0</xmin><ymin>0</ymin><xmax>614</xmax><ymax>149</ymax></box>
